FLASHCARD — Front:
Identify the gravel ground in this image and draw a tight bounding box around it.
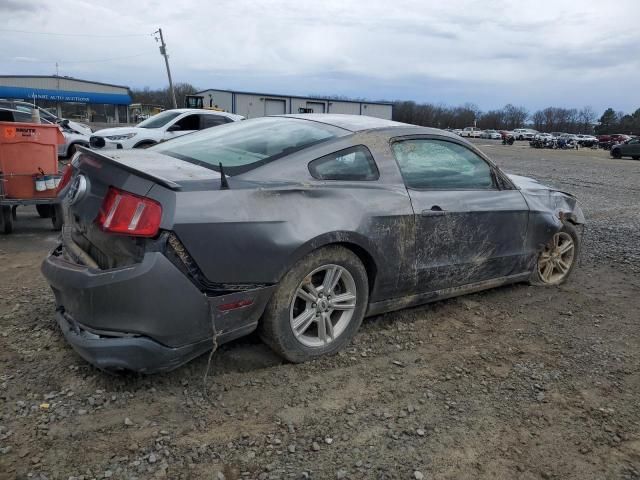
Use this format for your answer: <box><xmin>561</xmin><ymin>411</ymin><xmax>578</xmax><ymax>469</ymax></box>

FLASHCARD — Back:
<box><xmin>0</xmin><ymin>141</ymin><xmax>639</xmax><ymax>480</ymax></box>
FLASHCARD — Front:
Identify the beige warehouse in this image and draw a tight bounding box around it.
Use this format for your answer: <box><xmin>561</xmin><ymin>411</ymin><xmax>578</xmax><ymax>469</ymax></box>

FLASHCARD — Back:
<box><xmin>195</xmin><ymin>88</ymin><xmax>393</xmax><ymax>120</ymax></box>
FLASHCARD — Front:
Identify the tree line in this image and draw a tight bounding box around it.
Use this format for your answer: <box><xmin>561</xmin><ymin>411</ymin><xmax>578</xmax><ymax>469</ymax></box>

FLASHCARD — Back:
<box><xmin>130</xmin><ymin>83</ymin><xmax>198</xmax><ymax>110</ymax></box>
<box><xmin>129</xmin><ymin>84</ymin><xmax>639</xmax><ymax>135</ymax></box>
<box><xmin>392</xmin><ymin>101</ymin><xmax>640</xmax><ymax>135</ymax></box>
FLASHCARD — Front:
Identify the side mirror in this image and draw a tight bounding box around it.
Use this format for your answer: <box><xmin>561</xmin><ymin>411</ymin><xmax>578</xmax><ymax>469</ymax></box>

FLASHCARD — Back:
<box><xmin>167</xmin><ymin>124</ymin><xmax>182</xmax><ymax>132</ymax></box>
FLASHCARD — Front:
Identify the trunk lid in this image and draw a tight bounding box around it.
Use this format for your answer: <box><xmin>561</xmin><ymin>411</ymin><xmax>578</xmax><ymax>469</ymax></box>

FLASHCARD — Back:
<box><xmin>62</xmin><ymin>148</ymin><xmax>221</xmax><ymax>269</ymax></box>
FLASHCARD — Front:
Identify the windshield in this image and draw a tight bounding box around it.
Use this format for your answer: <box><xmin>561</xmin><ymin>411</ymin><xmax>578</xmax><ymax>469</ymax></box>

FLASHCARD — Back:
<box><xmin>137</xmin><ymin>111</ymin><xmax>182</xmax><ymax>128</ymax></box>
<box><xmin>12</xmin><ymin>103</ymin><xmax>58</xmax><ymax>122</ymax></box>
<box><xmin>151</xmin><ymin>117</ymin><xmax>347</xmax><ymax>174</ymax></box>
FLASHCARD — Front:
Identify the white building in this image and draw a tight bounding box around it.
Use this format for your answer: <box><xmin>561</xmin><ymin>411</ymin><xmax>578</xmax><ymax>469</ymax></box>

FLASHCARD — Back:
<box><xmin>195</xmin><ymin>88</ymin><xmax>393</xmax><ymax>120</ymax></box>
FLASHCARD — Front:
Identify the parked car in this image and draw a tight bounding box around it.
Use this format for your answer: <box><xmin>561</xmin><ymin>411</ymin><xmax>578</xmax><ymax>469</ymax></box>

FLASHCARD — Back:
<box><xmin>0</xmin><ymin>99</ymin><xmax>91</xmax><ymax>136</ymax></box>
<box><xmin>534</xmin><ymin>133</ymin><xmax>554</xmax><ymax>141</ymax></box>
<box><xmin>480</xmin><ymin>129</ymin><xmax>502</xmax><ymax>139</ymax></box>
<box><xmin>0</xmin><ymin>106</ymin><xmax>90</xmax><ymax>158</ymax></box>
<box><xmin>551</xmin><ymin>132</ymin><xmax>566</xmax><ymax>138</ymax></box>
<box><xmin>460</xmin><ymin>127</ymin><xmax>482</xmax><ymax>137</ymax></box>
<box><xmin>513</xmin><ymin>129</ymin><xmax>539</xmax><ymax>140</ymax></box>
<box><xmin>0</xmin><ymin>100</ymin><xmax>92</xmax><ymax>157</ymax></box>
<box><xmin>610</xmin><ymin>138</ymin><xmax>640</xmax><ymax>160</ymax></box>
<box><xmin>575</xmin><ymin>134</ymin><xmax>598</xmax><ymax>148</ymax></box>
<box><xmin>89</xmin><ymin>109</ymin><xmax>244</xmax><ymax>150</ymax></box>
<box><xmin>43</xmin><ymin>114</ymin><xmax>584</xmax><ymax>373</ymax></box>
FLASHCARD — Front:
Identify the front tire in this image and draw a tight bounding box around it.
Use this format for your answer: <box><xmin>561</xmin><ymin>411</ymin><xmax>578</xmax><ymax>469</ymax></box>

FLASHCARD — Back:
<box><xmin>530</xmin><ymin>222</ymin><xmax>580</xmax><ymax>286</ymax></box>
<box><xmin>612</xmin><ymin>149</ymin><xmax>622</xmax><ymax>159</ymax></box>
<box><xmin>1</xmin><ymin>206</ymin><xmax>13</xmax><ymax>234</ymax></box>
<box><xmin>260</xmin><ymin>246</ymin><xmax>369</xmax><ymax>363</ymax></box>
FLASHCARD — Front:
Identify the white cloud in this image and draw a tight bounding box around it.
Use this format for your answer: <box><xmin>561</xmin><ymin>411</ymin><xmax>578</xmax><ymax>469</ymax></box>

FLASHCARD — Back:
<box><xmin>1</xmin><ymin>0</ymin><xmax>639</xmax><ymax>111</ymax></box>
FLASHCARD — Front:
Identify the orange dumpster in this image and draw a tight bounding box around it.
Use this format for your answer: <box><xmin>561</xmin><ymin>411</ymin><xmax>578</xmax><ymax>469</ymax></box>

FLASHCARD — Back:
<box><xmin>0</xmin><ymin>122</ymin><xmax>64</xmax><ymax>199</ymax></box>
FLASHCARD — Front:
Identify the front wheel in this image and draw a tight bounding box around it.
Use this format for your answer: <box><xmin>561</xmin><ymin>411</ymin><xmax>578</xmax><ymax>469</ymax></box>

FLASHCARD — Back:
<box><xmin>1</xmin><ymin>206</ymin><xmax>13</xmax><ymax>234</ymax></box>
<box><xmin>611</xmin><ymin>149</ymin><xmax>622</xmax><ymax>159</ymax></box>
<box><xmin>260</xmin><ymin>246</ymin><xmax>369</xmax><ymax>363</ymax></box>
<box><xmin>530</xmin><ymin>223</ymin><xmax>580</xmax><ymax>286</ymax></box>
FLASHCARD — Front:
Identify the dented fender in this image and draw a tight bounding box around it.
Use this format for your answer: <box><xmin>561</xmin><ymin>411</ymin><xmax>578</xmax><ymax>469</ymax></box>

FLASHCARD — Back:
<box><xmin>507</xmin><ymin>174</ymin><xmax>585</xmax><ymax>261</ymax></box>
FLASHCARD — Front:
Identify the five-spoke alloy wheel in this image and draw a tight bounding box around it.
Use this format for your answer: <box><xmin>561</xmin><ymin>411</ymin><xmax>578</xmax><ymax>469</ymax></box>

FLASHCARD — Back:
<box><xmin>260</xmin><ymin>246</ymin><xmax>368</xmax><ymax>362</ymax></box>
<box><xmin>531</xmin><ymin>223</ymin><xmax>580</xmax><ymax>286</ymax></box>
<box><xmin>537</xmin><ymin>232</ymin><xmax>575</xmax><ymax>284</ymax></box>
<box><xmin>290</xmin><ymin>264</ymin><xmax>357</xmax><ymax>348</ymax></box>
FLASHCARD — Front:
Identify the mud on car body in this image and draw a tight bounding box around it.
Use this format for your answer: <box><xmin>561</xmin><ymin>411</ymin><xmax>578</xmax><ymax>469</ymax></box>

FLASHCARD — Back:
<box><xmin>42</xmin><ymin>114</ymin><xmax>585</xmax><ymax>373</ymax></box>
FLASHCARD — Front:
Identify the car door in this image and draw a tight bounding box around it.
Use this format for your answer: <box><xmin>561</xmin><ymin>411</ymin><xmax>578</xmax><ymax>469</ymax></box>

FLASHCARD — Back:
<box><xmin>200</xmin><ymin>114</ymin><xmax>231</xmax><ymax>130</ymax></box>
<box><xmin>625</xmin><ymin>139</ymin><xmax>640</xmax><ymax>156</ymax></box>
<box><xmin>391</xmin><ymin>136</ymin><xmax>530</xmax><ymax>293</ymax></box>
<box><xmin>164</xmin><ymin>113</ymin><xmax>201</xmax><ymax>140</ymax></box>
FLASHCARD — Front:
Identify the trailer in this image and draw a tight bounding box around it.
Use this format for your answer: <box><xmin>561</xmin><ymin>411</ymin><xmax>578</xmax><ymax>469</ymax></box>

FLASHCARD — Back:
<box><xmin>0</xmin><ymin>121</ymin><xmax>64</xmax><ymax>234</ymax></box>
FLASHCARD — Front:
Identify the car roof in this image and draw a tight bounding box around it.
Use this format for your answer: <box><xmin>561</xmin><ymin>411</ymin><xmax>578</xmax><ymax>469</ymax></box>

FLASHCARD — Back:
<box><xmin>277</xmin><ymin>114</ymin><xmax>408</xmax><ymax>132</ymax></box>
<box><xmin>272</xmin><ymin>114</ymin><xmax>464</xmax><ymax>143</ymax></box>
<box><xmin>162</xmin><ymin>108</ymin><xmax>243</xmax><ymax>119</ymax></box>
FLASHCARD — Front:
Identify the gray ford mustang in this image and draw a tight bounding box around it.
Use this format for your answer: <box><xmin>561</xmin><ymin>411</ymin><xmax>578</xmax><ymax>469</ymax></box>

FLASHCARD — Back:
<box><xmin>42</xmin><ymin>114</ymin><xmax>584</xmax><ymax>373</ymax></box>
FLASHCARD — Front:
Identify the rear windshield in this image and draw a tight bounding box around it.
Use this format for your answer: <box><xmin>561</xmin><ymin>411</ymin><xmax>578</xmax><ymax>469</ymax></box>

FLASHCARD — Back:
<box><xmin>151</xmin><ymin>117</ymin><xmax>348</xmax><ymax>174</ymax></box>
<box><xmin>137</xmin><ymin>111</ymin><xmax>182</xmax><ymax>128</ymax></box>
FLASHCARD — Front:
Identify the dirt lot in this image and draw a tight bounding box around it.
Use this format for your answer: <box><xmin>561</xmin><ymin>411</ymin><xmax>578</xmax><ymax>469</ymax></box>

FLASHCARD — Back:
<box><xmin>1</xmin><ymin>141</ymin><xmax>639</xmax><ymax>480</ymax></box>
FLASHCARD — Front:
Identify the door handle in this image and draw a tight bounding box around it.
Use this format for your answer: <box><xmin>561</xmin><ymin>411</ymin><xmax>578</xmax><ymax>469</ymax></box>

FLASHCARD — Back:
<box><xmin>421</xmin><ymin>206</ymin><xmax>446</xmax><ymax>217</ymax></box>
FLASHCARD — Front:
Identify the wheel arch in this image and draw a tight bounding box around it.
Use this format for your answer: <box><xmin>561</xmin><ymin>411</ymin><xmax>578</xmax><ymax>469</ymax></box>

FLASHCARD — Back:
<box><xmin>133</xmin><ymin>139</ymin><xmax>157</xmax><ymax>148</ymax></box>
<box><xmin>67</xmin><ymin>141</ymin><xmax>89</xmax><ymax>156</ymax></box>
<box><xmin>279</xmin><ymin>231</ymin><xmax>380</xmax><ymax>296</ymax></box>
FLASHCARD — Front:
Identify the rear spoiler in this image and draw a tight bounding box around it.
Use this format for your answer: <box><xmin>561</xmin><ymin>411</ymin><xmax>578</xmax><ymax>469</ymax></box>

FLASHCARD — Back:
<box><xmin>75</xmin><ymin>146</ymin><xmax>182</xmax><ymax>190</ymax></box>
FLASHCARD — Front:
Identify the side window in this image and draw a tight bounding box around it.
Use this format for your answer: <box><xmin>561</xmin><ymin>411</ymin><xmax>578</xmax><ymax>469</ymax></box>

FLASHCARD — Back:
<box><xmin>200</xmin><ymin>114</ymin><xmax>231</xmax><ymax>129</ymax></box>
<box><xmin>13</xmin><ymin>111</ymin><xmax>32</xmax><ymax>122</ymax></box>
<box><xmin>391</xmin><ymin>139</ymin><xmax>495</xmax><ymax>190</ymax></box>
<box><xmin>308</xmin><ymin>145</ymin><xmax>379</xmax><ymax>181</ymax></box>
<box><xmin>174</xmin><ymin>114</ymin><xmax>200</xmax><ymax>131</ymax></box>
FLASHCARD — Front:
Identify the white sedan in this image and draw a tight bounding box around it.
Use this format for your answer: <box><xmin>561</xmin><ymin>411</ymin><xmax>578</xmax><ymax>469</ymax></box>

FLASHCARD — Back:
<box><xmin>480</xmin><ymin>129</ymin><xmax>502</xmax><ymax>140</ymax></box>
<box><xmin>89</xmin><ymin>109</ymin><xmax>244</xmax><ymax>150</ymax></box>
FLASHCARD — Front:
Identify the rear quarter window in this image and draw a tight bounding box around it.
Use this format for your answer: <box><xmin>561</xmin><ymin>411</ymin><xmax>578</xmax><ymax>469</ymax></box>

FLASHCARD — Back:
<box><xmin>308</xmin><ymin>145</ymin><xmax>379</xmax><ymax>181</ymax></box>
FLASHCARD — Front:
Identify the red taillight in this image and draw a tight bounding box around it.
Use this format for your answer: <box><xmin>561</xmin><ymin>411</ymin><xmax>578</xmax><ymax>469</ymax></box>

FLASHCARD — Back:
<box><xmin>96</xmin><ymin>187</ymin><xmax>162</xmax><ymax>237</ymax></box>
<box><xmin>217</xmin><ymin>299</ymin><xmax>253</xmax><ymax>312</ymax></box>
<box><xmin>56</xmin><ymin>164</ymin><xmax>73</xmax><ymax>194</ymax></box>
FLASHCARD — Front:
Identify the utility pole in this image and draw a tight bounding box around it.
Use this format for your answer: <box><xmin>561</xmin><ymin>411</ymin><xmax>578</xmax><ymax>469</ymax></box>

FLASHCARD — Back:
<box><xmin>155</xmin><ymin>28</ymin><xmax>177</xmax><ymax>109</ymax></box>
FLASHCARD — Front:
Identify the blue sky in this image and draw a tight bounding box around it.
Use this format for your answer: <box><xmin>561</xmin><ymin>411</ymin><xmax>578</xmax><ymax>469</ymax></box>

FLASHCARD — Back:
<box><xmin>2</xmin><ymin>0</ymin><xmax>639</xmax><ymax>114</ymax></box>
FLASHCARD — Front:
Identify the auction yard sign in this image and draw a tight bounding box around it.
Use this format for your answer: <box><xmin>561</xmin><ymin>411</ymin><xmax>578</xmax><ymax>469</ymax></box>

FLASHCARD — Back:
<box><xmin>0</xmin><ymin>86</ymin><xmax>131</xmax><ymax>105</ymax></box>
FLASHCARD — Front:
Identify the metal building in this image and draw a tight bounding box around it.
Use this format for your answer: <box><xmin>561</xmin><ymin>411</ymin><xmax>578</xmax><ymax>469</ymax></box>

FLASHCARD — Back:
<box><xmin>0</xmin><ymin>75</ymin><xmax>132</xmax><ymax>123</ymax></box>
<box><xmin>195</xmin><ymin>88</ymin><xmax>393</xmax><ymax>120</ymax></box>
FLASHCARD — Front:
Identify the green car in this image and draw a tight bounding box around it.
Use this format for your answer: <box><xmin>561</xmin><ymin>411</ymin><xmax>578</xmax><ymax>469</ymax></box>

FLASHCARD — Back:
<box><xmin>611</xmin><ymin>138</ymin><xmax>640</xmax><ymax>160</ymax></box>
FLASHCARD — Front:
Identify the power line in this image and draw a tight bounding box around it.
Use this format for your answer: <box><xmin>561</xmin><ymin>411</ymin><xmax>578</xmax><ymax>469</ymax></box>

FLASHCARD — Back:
<box><xmin>5</xmin><ymin>52</ymin><xmax>151</xmax><ymax>65</ymax></box>
<box><xmin>0</xmin><ymin>28</ymin><xmax>153</xmax><ymax>37</ymax></box>
<box><xmin>58</xmin><ymin>53</ymin><xmax>150</xmax><ymax>64</ymax></box>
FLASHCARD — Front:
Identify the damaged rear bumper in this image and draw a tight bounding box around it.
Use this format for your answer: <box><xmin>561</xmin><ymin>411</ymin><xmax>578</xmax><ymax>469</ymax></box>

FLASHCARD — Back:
<box><xmin>41</xmin><ymin>245</ymin><xmax>275</xmax><ymax>373</ymax></box>
<box><xmin>54</xmin><ymin>309</ymin><xmax>212</xmax><ymax>373</ymax></box>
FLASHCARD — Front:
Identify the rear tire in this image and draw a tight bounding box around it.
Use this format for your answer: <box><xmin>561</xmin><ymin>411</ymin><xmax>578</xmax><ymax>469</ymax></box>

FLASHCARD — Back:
<box><xmin>529</xmin><ymin>222</ymin><xmax>580</xmax><ymax>286</ymax></box>
<box><xmin>36</xmin><ymin>204</ymin><xmax>52</xmax><ymax>218</ymax></box>
<box><xmin>1</xmin><ymin>206</ymin><xmax>13</xmax><ymax>234</ymax></box>
<box><xmin>260</xmin><ymin>246</ymin><xmax>368</xmax><ymax>363</ymax></box>
<box><xmin>51</xmin><ymin>204</ymin><xmax>64</xmax><ymax>231</ymax></box>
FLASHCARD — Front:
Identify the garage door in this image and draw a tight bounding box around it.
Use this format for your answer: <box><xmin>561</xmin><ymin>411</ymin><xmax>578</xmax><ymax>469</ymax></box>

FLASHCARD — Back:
<box><xmin>306</xmin><ymin>102</ymin><xmax>326</xmax><ymax>113</ymax></box>
<box><xmin>265</xmin><ymin>99</ymin><xmax>286</xmax><ymax>116</ymax></box>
